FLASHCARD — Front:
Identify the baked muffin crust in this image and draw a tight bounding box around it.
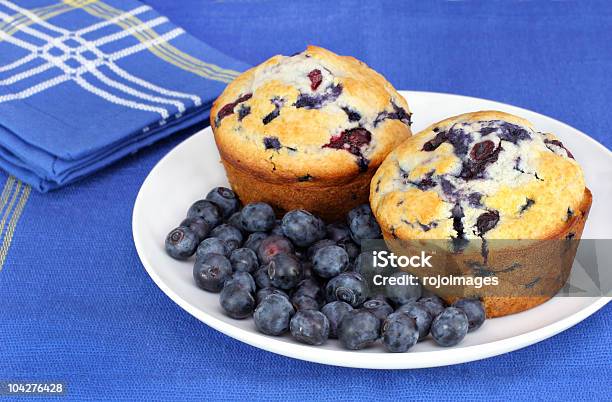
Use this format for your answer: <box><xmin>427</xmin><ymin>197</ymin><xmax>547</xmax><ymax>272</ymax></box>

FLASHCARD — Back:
<box><xmin>370</xmin><ymin>111</ymin><xmax>586</xmax><ymax>240</ymax></box>
<box><xmin>211</xmin><ymin>45</ymin><xmax>412</xmax><ymax>184</ymax></box>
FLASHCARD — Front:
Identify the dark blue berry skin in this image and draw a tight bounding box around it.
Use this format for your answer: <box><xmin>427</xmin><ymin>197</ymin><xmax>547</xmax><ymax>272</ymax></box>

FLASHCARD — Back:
<box><xmin>338</xmin><ymin>310</ymin><xmax>381</xmax><ymax>350</ymax></box>
<box><xmin>229</xmin><ymin>248</ymin><xmax>258</xmax><ymax>273</ymax></box>
<box><xmin>227</xmin><ymin>271</ymin><xmax>256</xmax><ymax>294</ymax></box>
<box><xmin>211</xmin><ymin>224</ymin><xmax>243</xmax><ymax>252</ymax></box>
<box><xmin>313</xmin><ymin>245</ymin><xmax>349</xmax><ymax>278</ymax></box>
<box><xmin>452</xmin><ymin>298</ymin><xmax>486</xmax><ymax>331</ymax></box>
<box><xmin>382</xmin><ymin>312</ymin><xmax>419</xmax><ymax>352</ymax></box>
<box><xmin>180</xmin><ymin>218</ymin><xmax>210</xmax><ymax>241</ymax></box>
<box><xmin>253</xmin><ymin>293</ymin><xmax>295</xmax><ymax>335</ymax></box>
<box><xmin>396</xmin><ymin>302</ymin><xmax>433</xmax><ymax>340</ymax></box>
<box><xmin>386</xmin><ymin>272</ymin><xmax>422</xmax><ymax>306</ymax></box>
<box><xmin>306</xmin><ymin>239</ymin><xmax>335</xmax><ymax>261</ymax></box>
<box><xmin>256</xmin><ymin>287</ymin><xmax>289</xmax><ymax>305</ymax></box>
<box><xmin>220</xmin><ymin>282</ymin><xmax>255</xmax><ymax>319</ymax></box>
<box><xmin>347</xmin><ymin>204</ymin><xmax>382</xmax><ymax>244</ymax></box>
<box><xmin>206</xmin><ymin>187</ymin><xmax>240</xmax><ymax>219</ymax></box>
<box><xmin>196</xmin><ymin>237</ymin><xmax>229</xmax><ymax>259</ymax></box>
<box><xmin>270</xmin><ymin>220</ymin><xmax>284</xmax><ymax>236</ymax></box>
<box><xmin>431</xmin><ymin>307</ymin><xmax>469</xmax><ymax>347</ymax></box>
<box><xmin>293</xmin><ymin>278</ymin><xmax>324</xmax><ymax>302</ymax></box>
<box><xmin>301</xmin><ymin>261</ymin><xmax>316</xmax><ymax>279</ymax></box>
<box><xmin>291</xmin><ymin>294</ymin><xmax>320</xmax><ymax>311</ymax></box>
<box><xmin>165</xmin><ymin>226</ymin><xmax>198</xmax><ymax>259</ymax></box>
<box><xmin>227</xmin><ymin>211</ymin><xmax>245</xmax><ymax>233</ymax></box>
<box><xmin>240</xmin><ymin>202</ymin><xmax>276</xmax><ymax>232</ymax></box>
<box><xmin>326</xmin><ymin>222</ymin><xmax>351</xmax><ymax>243</ymax></box>
<box><xmin>281</xmin><ymin>210</ymin><xmax>326</xmax><ymax>247</ymax></box>
<box><xmin>267</xmin><ymin>253</ymin><xmax>302</xmax><ymax>290</ymax></box>
<box><xmin>337</xmin><ymin>240</ymin><xmax>360</xmax><ymax>262</ymax></box>
<box><xmin>352</xmin><ymin>252</ymin><xmax>372</xmax><ymax>275</ymax></box>
<box><xmin>419</xmin><ymin>295</ymin><xmax>446</xmax><ymax>318</ymax></box>
<box><xmin>290</xmin><ymin>310</ymin><xmax>330</xmax><ymax>345</ymax></box>
<box><xmin>187</xmin><ymin>200</ymin><xmax>222</xmax><ymax>228</ymax></box>
<box><xmin>244</xmin><ymin>232</ymin><xmax>267</xmax><ymax>252</ymax></box>
<box><xmin>257</xmin><ymin>235</ymin><xmax>294</xmax><ymax>264</ymax></box>
<box><xmin>321</xmin><ymin>301</ymin><xmax>353</xmax><ymax>338</ymax></box>
<box><xmin>253</xmin><ymin>267</ymin><xmax>272</xmax><ymax>289</ymax></box>
<box><xmin>363</xmin><ymin>299</ymin><xmax>394</xmax><ymax>323</ymax></box>
<box><xmin>193</xmin><ymin>253</ymin><xmax>233</xmax><ymax>292</ymax></box>
<box><xmin>325</xmin><ymin>272</ymin><xmax>367</xmax><ymax>307</ymax></box>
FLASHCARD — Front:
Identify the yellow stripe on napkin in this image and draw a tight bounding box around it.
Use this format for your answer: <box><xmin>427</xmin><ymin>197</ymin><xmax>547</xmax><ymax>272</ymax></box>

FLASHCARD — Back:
<box><xmin>65</xmin><ymin>0</ymin><xmax>241</xmax><ymax>83</ymax></box>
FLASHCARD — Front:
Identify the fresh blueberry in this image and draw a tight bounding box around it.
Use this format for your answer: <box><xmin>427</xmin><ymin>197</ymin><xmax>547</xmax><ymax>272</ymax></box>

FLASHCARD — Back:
<box><xmin>347</xmin><ymin>204</ymin><xmax>381</xmax><ymax>244</ymax></box>
<box><xmin>244</xmin><ymin>232</ymin><xmax>268</xmax><ymax>252</ymax></box>
<box><xmin>256</xmin><ymin>287</ymin><xmax>289</xmax><ymax>305</ymax></box>
<box><xmin>290</xmin><ymin>310</ymin><xmax>330</xmax><ymax>345</ymax></box>
<box><xmin>326</xmin><ymin>222</ymin><xmax>351</xmax><ymax>243</ymax></box>
<box><xmin>281</xmin><ymin>210</ymin><xmax>326</xmax><ymax>247</ymax></box>
<box><xmin>187</xmin><ymin>200</ymin><xmax>222</xmax><ymax>228</ymax></box>
<box><xmin>229</xmin><ymin>248</ymin><xmax>258</xmax><ymax>273</ymax></box>
<box><xmin>253</xmin><ymin>267</ymin><xmax>272</xmax><ymax>289</ymax></box>
<box><xmin>337</xmin><ymin>310</ymin><xmax>380</xmax><ymax>350</ymax></box>
<box><xmin>227</xmin><ymin>271</ymin><xmax>256</xmax><ymax>294</ymax></box>
<box><xmin>419</xmin><ymin>295</ymin><xmax>446</xmax><ymax>318</ymax></box>
<box><xmin>325</xmin><ymin>272</ymin><xmax>367</xmax><ymax>307</ymax></box>
<box><xmin>321</xmin><ymin>301</ymin><xmax>353</xmax><ymax>338</ymax></box>
<box><xmin>313</xmin><ymin>245</ymin><xmax>349</xmax><ymax>278</ymax></box>
<box><xmin>294</xmin><ymin>248</ymin><xmax>307</xmax><ymax>261</ymax></box>
<box><xmin>396</xmin><ymin>302</ymin><xmax>432</xmax><ymax>340</ymax></box>
<box><xmin>193</xmin><ymin>253</ymin><xmax>233</xmax><ymax>292</ymax></box>
<box><xmin>368</xmin><ymin>293</ymin><xmax>394</xmax><ymax>305</ymax></box>
<box><xmin>452</xmin><ymin>298</ymin><xmax>486</xmax><ymax>331</ymax></box>
<box><xmin>270</xmin><ymin>223</ymin><xmax>284</xmax><ymax>236</ymax></box>
<box><xmin>337</xmin><ymin>239</ymin><xmax>360</xmax><ymax>262</ymax></box>
<box><xmin>293</xmin><ymin>278</ymin><xmax>324</xmax><ymax>302</ymax></box>
<box><xmin>382</xmin><ymin>312</ymin><xmax>419</xmax><ymax>352</ymax></box>
<box><xmin>431</xmin><ymin>307</ymin><xmax>469</xmax><ymax>347</ymax></box>
<box><xmin>267</xmin><ymin>253</ymin><xmax>302</xmax><ymax>290</ymax></box>
<box><xmin>227</xmin><ymin>211</ymin><xmax>245</xmax><ymax>233</ymax></box>
<box><xmin>257</xmin><ymin>235</ymin><xmax>294</xmax><ymax>264</ymax></box>
<box><xmin>220</xmin><ymin>282</ymin><xmax>255</xmax><ymax>319</ymax></box>
<box><xmin>306</xmin><ymin>239</ymin><xmax>336</xmax><ymax>261</ymax></box>
<box><xmin>240</xmin><ymin>202</ymin><xmax>276</xmax><ymax>232</ymax></box>
<box><xmin>206</xmin><ymin>187</ymin><xmax>240</xmax><ymax>219</ymax></box>
<box><xmin>385</xmin><ymin>272</ymin><xmax>422</xmax><ymax>305</ymax></box>
<box><xmin>165</xmin><ymin>226</ymin><xmax>198</xmax><ymax>259</ymax></box>
<box><xmin>179</xmin><ymin>218</ymin><xmax>210</xmax><ymax>241</ymax></box>
<box><xmin>253</xmin><ymin>293</ymin><xmax>295</xmax><ymax>335</ymax></box>
<box><xmin>291</xmin><ymin>294</ymin><xmax>320</xmax><ymax>311</ymax></box>
<box><xmin>352</xmin><ymin>252</ymin><xmax>372</xmax><ymax>275</ymax></box>
<box><xmin>196</xmin><ymin>237</ymin><xmax>229</xmax><ymax>259</ymax></box>
<box><xmin>210</xmin><ymin>224</ymin><xmax>243</xmax><ymax>252</ymax></box>
<box><xmin>301</xmin><ymin>261</ymin><xmax>316</xmax><ymax>279</ymax></box>
<box><xmin>362</xmin><ymin>299</ymin><xmax>394</xmax><ymax>322</ymax></box>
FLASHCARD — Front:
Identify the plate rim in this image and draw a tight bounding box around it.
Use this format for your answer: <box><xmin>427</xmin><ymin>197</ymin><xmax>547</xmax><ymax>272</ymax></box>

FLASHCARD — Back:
<box><xmin>132</xmin><ymin>90</ymin><xmax>611</xmax><ymax>369</ymax></box>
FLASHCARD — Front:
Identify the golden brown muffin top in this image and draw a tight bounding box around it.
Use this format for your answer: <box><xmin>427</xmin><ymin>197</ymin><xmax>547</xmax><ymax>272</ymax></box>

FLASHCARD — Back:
<box><xmin>370</xmin><ymin>111</ymin><xmax>586</xmax><ymax>240</ymax></box>
<box><xmin>210</xmin><ymin>46</ymin><xmax>411</xmax><ymax>183</ymax></box>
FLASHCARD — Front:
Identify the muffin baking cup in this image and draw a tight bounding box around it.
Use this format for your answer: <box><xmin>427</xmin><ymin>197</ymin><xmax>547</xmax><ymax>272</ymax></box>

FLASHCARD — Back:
<box><xmin>210</xmin><ymin>46</ymin><xmax>412</xmax><ymax>221</ymax></box>
<box><xmin>370</xmin><ymin>111</ymin><xmax>592</xmax><ymax>317</ymax></box>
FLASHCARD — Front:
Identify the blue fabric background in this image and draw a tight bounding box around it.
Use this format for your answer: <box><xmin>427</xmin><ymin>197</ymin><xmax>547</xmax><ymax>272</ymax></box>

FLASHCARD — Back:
<box><xmin>0</xmin><ymin>1</ymin><xmax>611</xmax><ymax>400</ymax></box>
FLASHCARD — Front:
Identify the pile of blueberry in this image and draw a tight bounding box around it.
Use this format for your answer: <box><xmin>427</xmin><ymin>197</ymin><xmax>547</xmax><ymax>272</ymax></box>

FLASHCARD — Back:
<box><xmin>165</xmin><ymin>187</ymin><xmax>486</xmax><ymax>352</ymax></box>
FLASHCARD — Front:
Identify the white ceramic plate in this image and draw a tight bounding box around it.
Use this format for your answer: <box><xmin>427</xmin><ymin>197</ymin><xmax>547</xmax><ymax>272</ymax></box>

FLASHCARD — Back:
<box><xmin>132</xmin><ymin>91</ymin><xmax>611</xmax><ymax>369</ymax></box>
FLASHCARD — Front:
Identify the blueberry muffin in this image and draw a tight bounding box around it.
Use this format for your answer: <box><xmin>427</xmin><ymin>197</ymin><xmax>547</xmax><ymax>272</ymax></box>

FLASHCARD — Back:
<box><xmin>370</xmin><ymin>111</ymin><xmax>592</xmax><ymax>317</ymax></box>
<box><xmin>210</xmin><ymin>45</ymin><xmax>412</xmax><ymax>221</ymax></box>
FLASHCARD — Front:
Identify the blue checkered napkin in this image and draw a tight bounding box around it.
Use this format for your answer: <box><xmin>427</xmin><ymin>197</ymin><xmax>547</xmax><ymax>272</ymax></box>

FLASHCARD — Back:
<box><xmin>0</xmin><ymin>0</ymin><xmax>248</xmax><ymax>192</ymax></box>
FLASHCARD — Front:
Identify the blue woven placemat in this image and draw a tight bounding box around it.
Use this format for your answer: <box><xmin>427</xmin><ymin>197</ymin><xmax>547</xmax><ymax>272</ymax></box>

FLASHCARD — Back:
<box><xmin>0</xmin><ymin>1</ymin><xmax>610</xmax><ymax>400</ymax></box>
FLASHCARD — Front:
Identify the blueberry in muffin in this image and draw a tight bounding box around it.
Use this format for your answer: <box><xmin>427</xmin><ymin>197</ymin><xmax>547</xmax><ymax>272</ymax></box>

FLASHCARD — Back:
<box><xmin>211</xmin><ymin>45</ymin><xmax>412</xmax><ymax>221</ymax></box>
